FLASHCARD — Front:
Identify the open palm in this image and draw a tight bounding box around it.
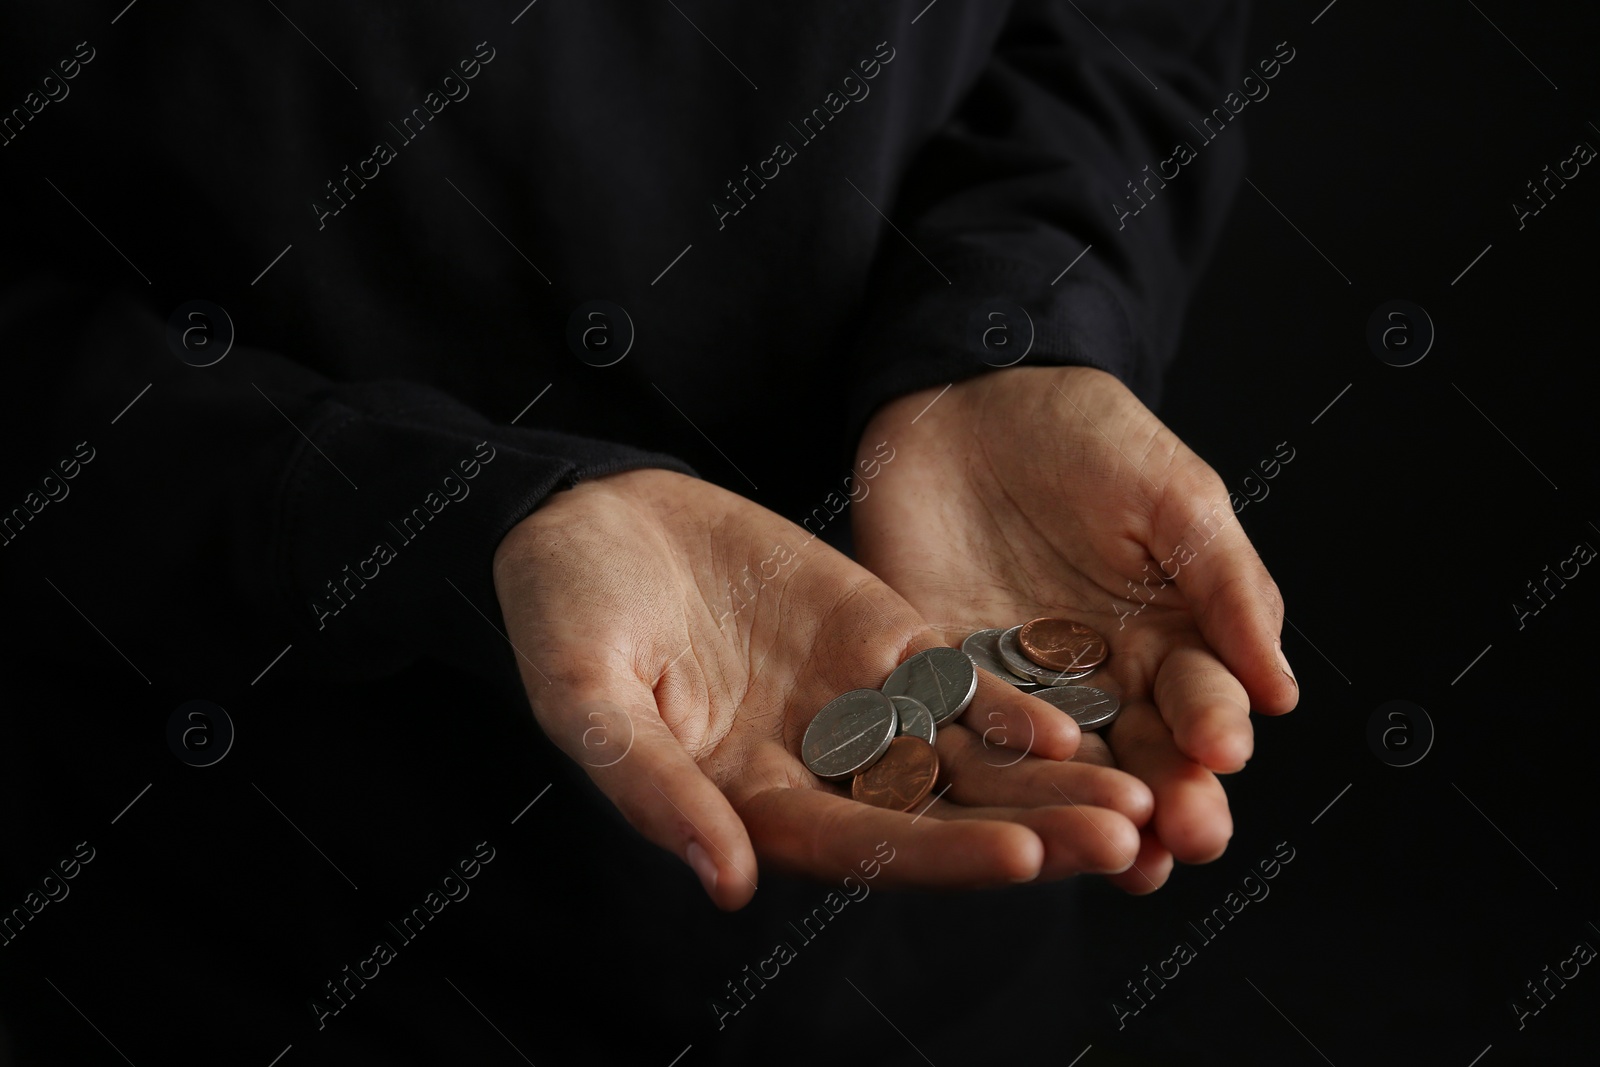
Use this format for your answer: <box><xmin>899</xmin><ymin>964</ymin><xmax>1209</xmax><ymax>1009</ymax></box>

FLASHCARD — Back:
<box><xmin>493</xmin><ymin>468</ymin><xmax>1155</xmax><ymax>909</ymax></box>
<box><xmin>853</xmin><ymin>367</ymin><xmax>1298</xmax><ymax>894</ymax></box>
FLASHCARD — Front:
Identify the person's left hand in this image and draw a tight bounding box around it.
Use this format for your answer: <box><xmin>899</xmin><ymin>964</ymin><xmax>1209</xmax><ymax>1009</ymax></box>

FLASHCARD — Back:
<box><xmin>852</xmin><ymin>366</ymin><xmax>1299</xmax><ymax>894</ymax></box>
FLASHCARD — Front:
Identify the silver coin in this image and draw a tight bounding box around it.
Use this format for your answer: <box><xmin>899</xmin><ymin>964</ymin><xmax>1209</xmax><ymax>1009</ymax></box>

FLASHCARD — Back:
<box><xmin>961</xmin><ymin>628</ymin><xmax>1043</xmax><ymax>689</ymax></box>
<box><xmin>1032</xmin><ymin>686</ymin><xmax>1122</xmax><ymax>731</ymax></box>
<box><xmin>998</xmin><ymin>625</ymin><xmax>1098</xmax><ymax>686</ymax></box>
<box><xmin>890</xmin><ymin>695</ymin><xmax>937</xmax><ymax>745</ymax></box>
<box><xmin>883</xmin><ymin>646</ymin><xmax>977</xmax><ymax>726</ymax></box>
<box><xmin>801</xmin><ymin>689</ymin><xmax>899</xmax><ymax>781</ymax></box>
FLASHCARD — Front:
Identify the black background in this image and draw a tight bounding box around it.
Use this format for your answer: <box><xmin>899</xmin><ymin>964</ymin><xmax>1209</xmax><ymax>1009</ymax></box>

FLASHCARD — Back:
<box><xmin>3</xmin><ymin>2</ymin><xmax>1598</xmax><ymax>1065</ymax></box>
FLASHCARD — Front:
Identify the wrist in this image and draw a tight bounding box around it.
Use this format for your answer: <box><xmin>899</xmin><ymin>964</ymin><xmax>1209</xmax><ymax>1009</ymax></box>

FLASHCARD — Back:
<box><xmin>492</xmin><ymin>466</ymin><xmax>690</xmax><ymax>579</ymax></box>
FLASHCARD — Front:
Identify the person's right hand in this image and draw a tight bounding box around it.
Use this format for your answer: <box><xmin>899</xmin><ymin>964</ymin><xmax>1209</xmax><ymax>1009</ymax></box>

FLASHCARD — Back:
<box><xmin>492</xmin><ymin>468</ymin><xmax>1156</xmax><ymax>910</ymax></box>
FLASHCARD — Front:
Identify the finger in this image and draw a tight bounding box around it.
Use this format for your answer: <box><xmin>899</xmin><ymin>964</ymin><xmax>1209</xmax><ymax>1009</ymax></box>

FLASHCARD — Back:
<box><xmin>1149</xmin><ymin>491</ymin><xmax>1297</xmax><ymax>715</ymax></box>
<box><xmin>959</xmin><ymin>668</ymin><xmax>1080</xmax><ymax>761</ymax></box>
<box><xmin>925</xmin><ymin>797</ymin><xmax>1143</xmax><ymax>880</ymax></box>
<box><xmin>739</xmin><ymin>786</ymin><xmax>1046</xmax><ymax>888</ymax></box>
<box><xmin>934</xmin><ymin>722</ymin><xmax>1152</xmax><ymax>824</ymax></box>
<box><xmin>1103</xmin><ymin>698</ymin><xmax>1233</xmax><ymax>864</ymax></box>
<box><xmin>1153</xmin><ymin>644</ymin><xmax>1254</xmax><ymax>773</ymax></box>
<box><xmin>537</xmin><ymin>690</ymin><xmax>759</xmax><ymax>911</ymax></box>
<box><xmin>1102</xmin><ymin>827</ymin><xmax>1175</xmax><ymax>895</ymax></box>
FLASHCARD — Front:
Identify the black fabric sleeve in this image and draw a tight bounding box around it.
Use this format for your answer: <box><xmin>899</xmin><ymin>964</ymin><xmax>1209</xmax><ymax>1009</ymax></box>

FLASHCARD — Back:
<box><xmin>0</xmin><ymin>280</ymin><xmax>696</xmax><ymax>687</ymax></box>
<box><xmin>845</xmin><ymin>0</ymin><xmax>1252</xmax><ymax>432</ymax></box>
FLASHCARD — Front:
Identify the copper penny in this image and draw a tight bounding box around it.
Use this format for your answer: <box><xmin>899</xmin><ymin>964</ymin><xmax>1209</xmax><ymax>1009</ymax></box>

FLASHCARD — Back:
<box><xmin>851</xmin><ymin>736</ymin><xmax>939</xmax><ymax>812</ymax></box>
<box><xmin>1017</xmin><ymin>618</ymin><xmax>1108</xmax><ymax>672</ymax></box>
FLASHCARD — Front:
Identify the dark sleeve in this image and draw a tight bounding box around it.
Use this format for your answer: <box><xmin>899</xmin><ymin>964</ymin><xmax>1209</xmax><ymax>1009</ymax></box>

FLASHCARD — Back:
<box><xmin>0</xmin><ymin>280</ymin><xmax>695</xmax><ymax>687</ymax></box>
<box><xmin>846</xmin><ymin>0</ymin><xmax>1254</xmax><ymax>431</ymax></box>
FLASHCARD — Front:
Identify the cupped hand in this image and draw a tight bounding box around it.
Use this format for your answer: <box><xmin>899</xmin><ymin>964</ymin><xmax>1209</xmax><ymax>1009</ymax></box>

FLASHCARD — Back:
<box><xmin>492</xmin><ymin>467</ymin><xmax>1156</xmax><ymax>910</ymax></box>
<box><xmin>852</xmin><ymin>366</ymin><xmax>1298</xmax><ymax>894</ymax></box>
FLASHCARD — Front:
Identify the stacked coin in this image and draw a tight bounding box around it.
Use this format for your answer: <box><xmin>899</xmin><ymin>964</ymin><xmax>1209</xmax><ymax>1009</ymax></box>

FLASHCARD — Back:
<box><xmin>800</xmin><ymin>619</ymin><xmax>1120</xmax><ymax>810</ymax></box>
<box><xmin>963</xmin><ymin>617</ymin><xmax>1122</xmax><ymax>732</ymax></box>
<box><xmin>799</xmin><ymin>647</ymin><xmax>974</xmax><ymax>812</ymax></box>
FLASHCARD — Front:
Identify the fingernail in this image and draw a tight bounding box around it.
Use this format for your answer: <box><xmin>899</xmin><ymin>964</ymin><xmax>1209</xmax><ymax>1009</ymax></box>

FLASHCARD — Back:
<box><xmin>1275</xmin><ymin>640</ymin><xmax>1296</xmax><ymax>688</ymax></box>
<box><xmin>686</xmin><ymin>841</ymin><xmax>719</xmax><ymax>896</ymax></box>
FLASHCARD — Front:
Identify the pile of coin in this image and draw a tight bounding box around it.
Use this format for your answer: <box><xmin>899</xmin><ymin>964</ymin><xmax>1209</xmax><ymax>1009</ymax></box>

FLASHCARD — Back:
<box><xmin>800</xmin><ymin>618</ymin><xmax>1122</xmax><ymax>811</ymax></box>
<box><xmin>961</xmin><ymin>619</ymin><xmax>1122</xmax><ymax>731</ymax></box>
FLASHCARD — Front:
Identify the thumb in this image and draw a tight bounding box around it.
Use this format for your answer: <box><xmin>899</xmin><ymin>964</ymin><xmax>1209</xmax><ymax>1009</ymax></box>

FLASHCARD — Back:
<box><xmin>1151</xmin><ymin>493</ymin><xmax>1296</xmax><ymax>714</ymax></box>
<box><xmin>536</xmin><ymin>687</ymin><xmax>760</xmax><ymax>911</ymax></box>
